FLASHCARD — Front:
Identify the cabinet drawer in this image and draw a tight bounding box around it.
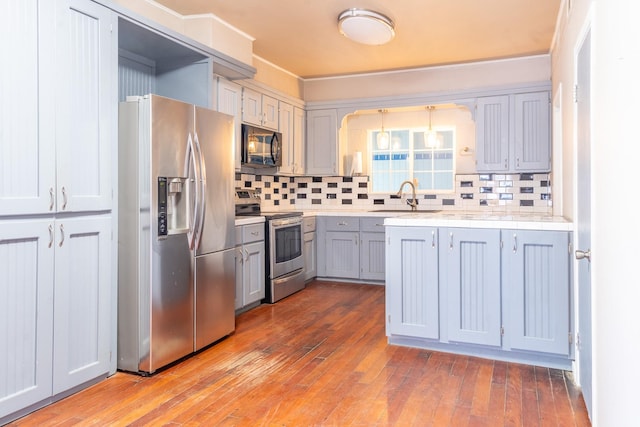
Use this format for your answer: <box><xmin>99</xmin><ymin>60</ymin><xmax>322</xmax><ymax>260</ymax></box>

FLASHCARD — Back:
<box><xmin>303</xmin><ymin>216</ymin><xmax>316</xmax><ymax>233</ymax></box>
<box><xmin>242</xmin><ymin>223</ymin><xmax>265</xmax><ymax>243</ymax></box>
<box><xmin>360</xmin><ymin>217</ymin><xmax>386</xmax><ymax>233</ymax></box>
<box><xmin>324</xmin><ymin>216</ymin><xmax>359</xmax><ymax>232</ymax></box>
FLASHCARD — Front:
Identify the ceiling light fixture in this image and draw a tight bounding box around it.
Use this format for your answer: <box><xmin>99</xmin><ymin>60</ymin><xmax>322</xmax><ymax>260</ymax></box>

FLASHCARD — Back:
<box><xmin>338</xmin><ymin>8</ymin><xmax>395</xmax><ymax>46</ymax></box>
<box><xmin>376</xmin><ymin>109</ymin><xmax>390</xmax><ymax>150</ymax></box>
<box><xmin>425</xmin><ymin>106</ymin><xmax>440</xmax><ymax>148</ymax></box>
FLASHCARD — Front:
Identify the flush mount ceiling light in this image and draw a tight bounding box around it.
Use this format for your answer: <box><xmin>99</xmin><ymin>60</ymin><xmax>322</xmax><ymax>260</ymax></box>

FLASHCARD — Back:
<box><xmin>338</xmin><ymin>8</ymin><xmax>395</xmax><ymax>45</ymax></box>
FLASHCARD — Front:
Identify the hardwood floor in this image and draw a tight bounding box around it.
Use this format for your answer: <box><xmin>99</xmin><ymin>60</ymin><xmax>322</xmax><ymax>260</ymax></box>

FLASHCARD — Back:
<box><xmin>8</xmin><ymin>280</ymin><xmax>591</xmax><ymax>426</ymax></box>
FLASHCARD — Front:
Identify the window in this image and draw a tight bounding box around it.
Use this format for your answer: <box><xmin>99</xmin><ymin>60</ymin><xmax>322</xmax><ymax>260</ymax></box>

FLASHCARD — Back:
<box><xmin>370</xmin><ymin>127</ymin><xmax>455</xmax><ymax>193</ymax></box>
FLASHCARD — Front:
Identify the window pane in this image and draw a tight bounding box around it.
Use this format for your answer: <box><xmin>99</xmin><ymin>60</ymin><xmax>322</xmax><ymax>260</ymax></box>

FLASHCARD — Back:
<box><xmin>369</xmin><ymin>124</ymin><xmax>455</xmax><ymax>193</ymax></box>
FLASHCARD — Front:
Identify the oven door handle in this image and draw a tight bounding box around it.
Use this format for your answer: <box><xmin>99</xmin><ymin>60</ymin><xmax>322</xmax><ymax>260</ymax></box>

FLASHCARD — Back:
<box><xmin>272</xmin><ymin>268</ymin><xmax>304</xmax><ymax>285</ymax></box>
<box><xmin>270</xmin><ymin>217</ymin><xmax>302</xmax><ymax>227</ymax></box>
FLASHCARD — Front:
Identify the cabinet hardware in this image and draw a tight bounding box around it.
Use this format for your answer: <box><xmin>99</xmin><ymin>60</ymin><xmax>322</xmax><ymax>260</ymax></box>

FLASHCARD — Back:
<box><xmin>48</xmin><ymin>224</ymin><xmax>54</xmax><ymax>248</ymax></box>
<box><xmin>251</xmin><ymin>231</ymin><xmax>259</xmax><ymax>236</ymax></box>
<box><xmin>431</xmin><ymin>230</ymin><xmax>436</xmax><ymax>248</ymax></box>
<box><xmin>500</xmin><ymin>326</ymin><xmax>505</xmax><ymax>336</ymax></box>
<box><xmin>337</xmin><ymin>221</ymin><xmax>348</xmax><ymax>226</ymax></box>
<box><xmin>61</xmin><ymin>186</ymin><xmax>68</xmax><ymax>210</ymax></box>
<box><xmin>513</xmin><ymin>233</ymin><xmax>517</xmax><ymax>253</ymax></box>
<box><xmin>449</xmin><ymin>232</ymin><xmax>453</xmax><ymax>250</ymax></box>
<box><xmin>59</xmin><ymin>224</ymin><xmax>65</xmax><ymax>247</ymax></box>
<box><xmin>49</xmin><ymin>187</ymin><xmax>55</xmax><ymax>211</ymax></box>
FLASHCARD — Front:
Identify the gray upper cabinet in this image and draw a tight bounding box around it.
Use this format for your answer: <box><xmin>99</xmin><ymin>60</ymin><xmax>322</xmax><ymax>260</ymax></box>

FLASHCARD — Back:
<box><xmin>306</xmin><ymin>109</ymin><xmax>338</xmax><ymax>176</ymax></box>
<box><xmin>502</xmin><ymin>230</ymin><xmax>571</xmax><ymax>356</ymax></box>
<box><xmin>441</xmin><ymin>228</ymin><xmax>502</xmax><ymax>347</ymax></box>
<box><xmin>0</xmin><ymin>0</ymin><xmax>114</xmax><ymax>216</ymax></box>
<box><xmin>386</xmin><ymin>226</ymin><xmax>439</xmax><ymax>339</ymax></box>
<box><xmin>242</xmin><ymin>87</ymin><xmax>278</xmax><ymax>130</ymax></box>
<box><xmin>513</xmin><ymin>92</ymin><xmax>551</xmax><ymax>172</ymax></box>
<box><xmin>216</xmin><ymin>78</ymin><xmax>243</xmax><ymax>170</ymax></box>
<box><xmin>475</xmin><ymin>95</ymin><xmax>510</xmax><ymax>173</ymax></box>
<box><xmin>476</xmin><ymin>91</ymin><xmax>550</xmax><ymax>173</ymax></box>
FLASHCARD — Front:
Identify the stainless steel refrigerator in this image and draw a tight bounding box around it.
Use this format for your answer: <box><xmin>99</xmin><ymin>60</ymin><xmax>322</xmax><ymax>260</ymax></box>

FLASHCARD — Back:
<box><xmin>117</xmin><ymin>94</ymin><xmax>236</xmax><ymax>375</ymax></box>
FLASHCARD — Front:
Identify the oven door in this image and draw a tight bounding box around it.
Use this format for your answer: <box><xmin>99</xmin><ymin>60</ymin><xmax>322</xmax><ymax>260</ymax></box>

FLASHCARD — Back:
<box><xmin>269</xmin><ymin>216</ymin><xmax>304</xmax><ymax>279</ymax></box>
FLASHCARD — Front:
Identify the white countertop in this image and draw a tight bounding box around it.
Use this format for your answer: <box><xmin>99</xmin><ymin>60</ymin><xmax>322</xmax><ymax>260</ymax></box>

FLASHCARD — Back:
<box><xmin>236</xmin><ymin>210</ymin><xmax>572</xmax><ymax>231</ymax></box>
<box><xmin>304</xmin><ymin>209</ymin><xmax>572</xmax><ymax>231</ymax></box>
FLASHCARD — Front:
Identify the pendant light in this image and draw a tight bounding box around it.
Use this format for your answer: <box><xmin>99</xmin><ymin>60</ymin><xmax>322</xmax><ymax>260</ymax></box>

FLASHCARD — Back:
<box><xmin>425</xmin><ymin>106</ymin><xmax>439</xmax><ymax>148</ymax></box>
<box><xmin>247</xmin><ymin>131</ymin><xmax>257</xmax><ymax>153</ymax></box>
<box><xmin>376</xmin><ymin>109</ymin><xmax>390</xmax><ymax>149</ymax></box>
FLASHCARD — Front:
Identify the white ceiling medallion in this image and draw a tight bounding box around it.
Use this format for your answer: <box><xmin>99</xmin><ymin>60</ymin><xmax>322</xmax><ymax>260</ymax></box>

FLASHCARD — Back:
<box><xmin>338</xmin><ymin>8</ymin><xmax>395</xmax><ymax>46</ymax></box>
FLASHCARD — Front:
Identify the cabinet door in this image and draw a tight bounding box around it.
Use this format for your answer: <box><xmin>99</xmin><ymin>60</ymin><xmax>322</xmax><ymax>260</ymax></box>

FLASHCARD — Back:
<box><xmin>306</xmin><ymin>109</ymin><xmax>338</xmax><ymax>176</ymax></box>
<box><xmin>513</xmin><ymin>92</ymin><xmax>551</xmax><ymax>172</ymax></box>
<box><xmin>261</xmin><ymin>95</ymin><xmax>279</xmax><ymax>130</ymax></box>
<box><xmin>0</xmin><ymin>0</ymin><xmax>56</xmax><ymax>216</ymax></box>
<box><xmin>278</xmin><ymin>102</ymin><xmax>295</xmax><ymax>175</ymax></box>
<box><xmin>303</xmin><ymin>231</ymin><xmax>317</xmax><ymax>281</ymax></box>
<box><xmin>0</xmin><ymin>220</ymin><xmax>54</xmax><ymax>419</ymax></box>
<box><xmin>242</xmin><ymin>240</ymin><xmax>265</xmax><ymax>305</ymax></box>
<box><xmin>324</xmin><ymin>231</ymin><xmax>359</xmax><ymax>278</ymax></box>
<box><xmin>235</xmin><ymin>244</ymin><xmax>244</xmax><ymax>310</ymax></box>
<box><xmin>293</xmin><ymin>107</ymin><xmax>306</xmax><ymax>175</ymax></box>
<box><xmin>442</xmin><ymin>228</ymin><xmax>502</xmax><ymax>346</ymax></box>
<box><xmin>475</xmin><ymin>96</ymin><xmax>509</xmax><ymax>172</ymax></box>
<box><xmin>503</xmin><ymin>230</ymin><xmax>570</xmax><ymax>355</ymax></box>
<box><xmin>242</xmin><ymin>87</ymin><xmax>262</xmax><ymax>126</ymax></box>
<box><xmin>386</xmin><ymin>227</ymin><xmax>439</xmax><ymax>339</ymax></box>
<box><xmin>53</xmin><ymin>215</ymin><xmax>111</xmax><ymax>394</ymax></box>
<box><xmin>217</xmin><ymin>78</ymin><xmax>242</xmax><ymax>171</ymax></box>
<box><xmin>55</xmin><ymin>0</ymin><xmax>115</xmax><ymax>213</ymax></box>
<box><xmin>360</xmin><ymin>232</ymin><xmax>385</xmax><ymax>281</ymax></box>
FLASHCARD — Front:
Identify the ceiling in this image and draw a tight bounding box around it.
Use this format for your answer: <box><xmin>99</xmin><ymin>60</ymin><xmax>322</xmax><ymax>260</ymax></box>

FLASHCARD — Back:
<box><xmin>154</xmin><ymin>0</ymin><xmax>561</xmax><ymax>79</ymax></box>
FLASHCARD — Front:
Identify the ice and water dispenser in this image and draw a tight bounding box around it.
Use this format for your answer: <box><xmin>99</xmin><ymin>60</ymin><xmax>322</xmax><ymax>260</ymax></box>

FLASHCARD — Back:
<box><xmin>157</xmin><ymin>176</ymin><xmax>189</xmax><ymax>238</ymax></box>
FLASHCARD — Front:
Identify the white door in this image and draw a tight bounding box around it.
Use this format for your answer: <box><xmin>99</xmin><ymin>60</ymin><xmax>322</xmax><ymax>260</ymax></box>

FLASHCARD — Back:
<box><xmin>575</xmin><ymin>28</ymin><xmax>593</xmax><ymax>418</ymax></box>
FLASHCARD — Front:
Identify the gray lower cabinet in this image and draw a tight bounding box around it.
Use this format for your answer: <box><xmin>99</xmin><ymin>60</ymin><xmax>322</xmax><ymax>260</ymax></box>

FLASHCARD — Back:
<box><xmin>386</xmin><ymin>226</ymin><xmax>439</xmax><ymax>339</ymax></box>
<box><xmin>440</xmin><ymin>228</ymin><xmax>502</xmax><ymax>347</ymax></box>
<box><xmin>0</xmin><ymin>216</ymin><xmax>112</xmax><ymax>422</ymax></box>
<box><xmin>324</xmin><ymin>231</ymin><xmax>360</xmax><ymax>278</ymax></box>
<box><xmin>317</xmin><ymin>216</ymin><xmax>386</xmax><ymax>282</ymax></box>
<box><xmin>318</xmin><ymin>217</ymin><xmax>360</xmax><ymax>279</ymax></box>
<box><xmin>303</xmin><ymin>217</ymin><xmax>317</xmax><ymax>281</ymax></box>
<box><xmin>359</xmin><ymin>218</ymin><xmax>386</xmax><ymax>281</ymax></box>
<box><xmin>386</xmin><ymin>225</ymin><xmax>572</xmax><ymax>368</ymax></box>
<box><xmin>235</xmin><ymin>223</ymin><xmax>265</xmax><ymax>311</ymax></box>
<box><xmin>502</xmin><ymin>230</ymin><xmax>571</xmax><ymax>355</ymax></box>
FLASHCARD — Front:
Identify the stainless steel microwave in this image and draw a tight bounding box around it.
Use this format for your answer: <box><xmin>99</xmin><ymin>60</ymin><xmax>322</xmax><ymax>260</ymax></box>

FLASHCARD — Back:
<box><xmin>241</xmin><ymin>123</ymin><xmax>282</xmax><ymax>168</ymax></box>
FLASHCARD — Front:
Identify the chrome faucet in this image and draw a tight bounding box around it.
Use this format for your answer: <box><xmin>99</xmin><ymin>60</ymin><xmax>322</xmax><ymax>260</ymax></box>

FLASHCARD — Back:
<box><xmin>397</xmin><ymin>180</ymin><xmax>418</xmax><ymax>211</ymax></box>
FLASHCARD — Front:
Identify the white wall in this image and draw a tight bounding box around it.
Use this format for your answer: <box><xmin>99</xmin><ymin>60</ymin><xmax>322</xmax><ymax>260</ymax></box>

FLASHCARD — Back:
<box><xmin>553</xmin><ymin>0</ymin><xmax>640</xmax><ymax>425</ymax></box>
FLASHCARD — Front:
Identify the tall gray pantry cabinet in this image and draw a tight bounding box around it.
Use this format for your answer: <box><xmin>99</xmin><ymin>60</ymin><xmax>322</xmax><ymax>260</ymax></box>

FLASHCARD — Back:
<box><xmin>0</xmin><ymin>0</ymin><xmax>115</xmax><ymax>422</ymax></box>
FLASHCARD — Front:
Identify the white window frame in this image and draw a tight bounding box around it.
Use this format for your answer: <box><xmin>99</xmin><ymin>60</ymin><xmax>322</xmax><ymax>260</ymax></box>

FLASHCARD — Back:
<box><xmin>369</xmin><ymin>126</ymin><xmax>456</xmax><ymax>194</ymax></box>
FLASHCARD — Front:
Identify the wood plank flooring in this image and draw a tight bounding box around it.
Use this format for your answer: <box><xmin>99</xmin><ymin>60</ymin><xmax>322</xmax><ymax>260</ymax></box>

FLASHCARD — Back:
<box><xmin>8</xmin><ymin>280</ymin><xmax>591</xmax><ymax>426</ymax></box>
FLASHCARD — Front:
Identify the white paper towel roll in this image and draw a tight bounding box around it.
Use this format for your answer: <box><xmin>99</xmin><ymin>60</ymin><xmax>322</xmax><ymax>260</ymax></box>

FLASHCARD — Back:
<box><xmin>350</xmin><ymin>151</ymin><xmax>363</xmax><ymax>176</ymax></box>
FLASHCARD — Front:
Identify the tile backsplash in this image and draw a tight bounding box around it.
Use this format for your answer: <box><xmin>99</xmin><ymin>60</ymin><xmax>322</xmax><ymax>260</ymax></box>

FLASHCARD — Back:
<box><xmin>235</xmin><ymin>173</ymin><xmax>552</xmax><ymax>214</ymax></box>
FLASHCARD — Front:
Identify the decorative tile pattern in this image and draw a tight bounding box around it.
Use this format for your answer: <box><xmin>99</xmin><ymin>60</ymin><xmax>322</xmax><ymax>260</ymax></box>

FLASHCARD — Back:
<box><xmin>235</xmin><ymin>171</ymin><xmax>552</xmax><ymax>214</ymax></box>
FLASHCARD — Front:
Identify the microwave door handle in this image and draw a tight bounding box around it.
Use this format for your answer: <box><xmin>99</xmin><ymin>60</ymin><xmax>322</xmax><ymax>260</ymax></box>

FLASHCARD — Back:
<box><xmin>270</xmin><ymin>132</ymin><xmax>279</xmax><ymax>164</ymax></box>
<box><xmin>193</xmin><ymin>131</ymin><xmax>206</xmax><ymax>250</ymax></box>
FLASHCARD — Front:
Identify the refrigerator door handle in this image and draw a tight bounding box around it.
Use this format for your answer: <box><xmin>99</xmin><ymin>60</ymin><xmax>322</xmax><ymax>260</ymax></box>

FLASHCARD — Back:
<box><xmin>193</xmin><ymin>131</ymin><xmax>207</xmax><ymax>250</ymax></box>
<box><xmin>184</xmin><ymin>132</ymin><xmax>200</xmax><ymax>249</ymax></box>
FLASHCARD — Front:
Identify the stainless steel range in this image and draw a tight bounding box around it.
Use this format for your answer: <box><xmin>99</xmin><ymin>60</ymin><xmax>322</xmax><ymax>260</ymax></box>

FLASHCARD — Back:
<box><xmin>236</xmin><ymin>189</ymin><xmax>305</xmax><ymax>303</ymax></box>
